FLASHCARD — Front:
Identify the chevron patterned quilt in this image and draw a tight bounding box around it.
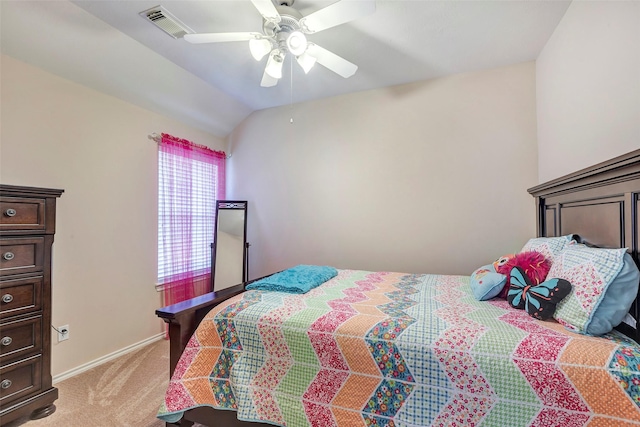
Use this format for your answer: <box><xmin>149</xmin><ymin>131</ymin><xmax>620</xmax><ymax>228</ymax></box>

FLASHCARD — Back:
<box><xmin>157</xmin><ymin>269</ymin><xmax>640</xmax><ymax>426</ymax></box>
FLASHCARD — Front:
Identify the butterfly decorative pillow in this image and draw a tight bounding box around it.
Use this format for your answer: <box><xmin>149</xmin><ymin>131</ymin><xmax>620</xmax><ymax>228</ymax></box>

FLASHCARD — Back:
<box><xmin>507</xmin><ymin>266</ymin><xmax>572</xmax><ymax>320</ymax></box>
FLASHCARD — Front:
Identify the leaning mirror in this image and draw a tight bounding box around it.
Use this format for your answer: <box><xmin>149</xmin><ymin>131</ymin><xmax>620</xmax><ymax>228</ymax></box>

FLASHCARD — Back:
<box><xmin>211</xmin><ymin>201</ymin><xmax>248</xmax><ymax>292</ymax></box>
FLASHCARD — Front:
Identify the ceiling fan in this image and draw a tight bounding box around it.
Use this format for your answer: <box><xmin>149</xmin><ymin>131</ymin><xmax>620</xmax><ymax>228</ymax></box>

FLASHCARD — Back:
<box><xmin>183</xmin><ymin>0</ymin><xmax>376</xmax><ymax>87</ymax></box>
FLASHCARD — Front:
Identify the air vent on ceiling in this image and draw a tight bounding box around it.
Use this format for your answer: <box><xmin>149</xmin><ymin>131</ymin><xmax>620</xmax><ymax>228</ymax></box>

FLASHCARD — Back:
<box><xmin>139</xmin><ymin>6</ymin><xmax>193</xmax><ymax>39</ymax></box>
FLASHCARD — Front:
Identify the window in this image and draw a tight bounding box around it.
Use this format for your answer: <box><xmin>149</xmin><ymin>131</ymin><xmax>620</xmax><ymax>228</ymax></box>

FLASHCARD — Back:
<box><xmin>157</xmin><ymin>133</ymin><xmax>225</xmax><ymax>305</ymax></box>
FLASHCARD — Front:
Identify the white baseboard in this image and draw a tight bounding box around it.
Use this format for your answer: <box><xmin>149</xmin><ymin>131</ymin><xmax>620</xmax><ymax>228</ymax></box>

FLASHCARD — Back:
<box><xmin>53</xmin><ymin>333</ymin><xmax>165</xmax><ymax>384</ymax></box>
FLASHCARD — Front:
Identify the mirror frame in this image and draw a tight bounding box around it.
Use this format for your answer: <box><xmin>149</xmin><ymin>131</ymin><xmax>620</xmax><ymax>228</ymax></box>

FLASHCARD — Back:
<box><xmin>211</xmin><ymin>200</ymin><xmax>248</xmax><ymax>292</ymax></box>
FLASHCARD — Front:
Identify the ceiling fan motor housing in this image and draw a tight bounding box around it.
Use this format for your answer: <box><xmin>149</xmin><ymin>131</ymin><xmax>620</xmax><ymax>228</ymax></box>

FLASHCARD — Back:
<box><xmin>263</xmin><ymin>5</ymin><xmax>302</xmax><ymax>34</ymax></box>
<box><xmin>263</xmin><ymin>5</ymin><xmax>307</xmax><ymax>56</ymax></box>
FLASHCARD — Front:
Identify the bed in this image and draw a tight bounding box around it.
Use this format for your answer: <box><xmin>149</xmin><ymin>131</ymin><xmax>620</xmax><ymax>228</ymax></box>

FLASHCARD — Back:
<box><xmin>156</xmin><ymin>149</ymin><xmax>640</xmax><ymax>427</ymax></box>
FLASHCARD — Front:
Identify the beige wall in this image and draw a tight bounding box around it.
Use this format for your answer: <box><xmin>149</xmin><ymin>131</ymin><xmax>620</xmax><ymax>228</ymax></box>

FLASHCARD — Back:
<box><xmin>227</xmin><ymin>62</ymin><xmax>538</xmax><ymax>279</ymax></box>
<box><xmin>536</xmin><ymin>1</ymin><xmax>640</xmax><ymax>183</ymax></box>
<box><xmin>0</xmin><ymin>55</ymin><xmax>226</xmax><ymax>376</ymax></box>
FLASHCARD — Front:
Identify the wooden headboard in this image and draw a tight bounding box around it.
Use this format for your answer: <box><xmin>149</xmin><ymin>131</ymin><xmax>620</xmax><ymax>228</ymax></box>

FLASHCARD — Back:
<box><xmin>528</xmin><ymin>148</ymin><xmax>640</xmax><ymax>342</ymax></box>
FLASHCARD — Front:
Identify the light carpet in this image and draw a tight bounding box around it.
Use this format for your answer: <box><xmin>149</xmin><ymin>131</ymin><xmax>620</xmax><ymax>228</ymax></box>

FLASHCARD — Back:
<box><xmin>4</xmin><ymin>338</ymin><xmax>195</xmax><ymax>427</ymax></box>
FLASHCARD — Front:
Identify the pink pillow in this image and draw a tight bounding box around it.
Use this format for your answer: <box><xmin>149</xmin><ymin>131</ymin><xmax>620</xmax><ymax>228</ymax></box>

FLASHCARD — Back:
<box><xmin>494</xmin><ymin>251</ymin><xmax>551</xmax><ymax>299</ymax></box>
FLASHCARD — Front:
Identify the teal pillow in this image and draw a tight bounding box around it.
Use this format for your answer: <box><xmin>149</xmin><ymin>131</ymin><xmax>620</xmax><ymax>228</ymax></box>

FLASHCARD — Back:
<box><xmin>551</xmin><ymin>244</ymin><xmax>639</xmax><ymax>335</ymax></box>
<box><xmin>470</xmin><ymin>264</ymin><xmax>507</xmax><ymax>301</ymax></box>
<box><xmin>583</xmin><ymin>253</ymin><xmax>639</xmax><ymax>335</ymax></box>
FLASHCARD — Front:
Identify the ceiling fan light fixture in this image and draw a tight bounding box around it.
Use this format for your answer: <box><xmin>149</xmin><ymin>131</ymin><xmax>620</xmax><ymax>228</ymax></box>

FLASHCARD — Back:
<box><xmin>296</xmin><ymin>52</ymin><xmax>317</xmax><ymax>74</ymax></box>
<box><xmin>265</xmin><ymin>51</ymin><xmax>284</xmax><ymax>79</ymax></box>
<box><xmin>249</xmin><ymin>38</ymin><xmax>272</xmax><ymax>61</ymax></box>
<box><xmin>260</xmin><ymin>71</ymin><xmax>279</xmax><ymax>87</ymax></box>
<box><xmin>286</xmin><ymin>31</ymin><xmax>307</xmax><ymax>56</ymax></box>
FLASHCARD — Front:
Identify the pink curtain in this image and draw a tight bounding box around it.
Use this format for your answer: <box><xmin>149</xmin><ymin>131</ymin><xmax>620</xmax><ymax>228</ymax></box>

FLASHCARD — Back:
<box><xmin>158</xmin><ymin>133</ymin><xmax>226</xmax><ymax>308</ymax></box>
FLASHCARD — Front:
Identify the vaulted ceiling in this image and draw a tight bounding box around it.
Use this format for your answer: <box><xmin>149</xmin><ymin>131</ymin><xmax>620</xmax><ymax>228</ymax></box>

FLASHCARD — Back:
<box><xmin>0</xmin><ymin>1</ymin><xmax>571</xmax><ymax>137</ymax></box>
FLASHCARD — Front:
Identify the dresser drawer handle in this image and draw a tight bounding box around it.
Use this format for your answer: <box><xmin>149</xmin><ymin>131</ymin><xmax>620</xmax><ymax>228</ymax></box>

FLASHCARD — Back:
<box><xmin>4</xmin><ymin>208</ymin><xmax>17</xmax><ymax>217</ymax></box>
<box><xmin>0</xmin><ymin>380</ymin><xmax>11</xmax><ymax>390</ymax></box>
<box><xmin>1</xmin><ymin>294</ymin><xmax>13</xmax><ymax>304</ymax></box>
<box><xmin>1</xmin><ymin>337</ymin><xmax>11</xmax><ymax>346</ymax></box>
<box><xmin>2</xmin><ymin>252</ymin><xmax>14</xmax><ymax>261</ymax></box>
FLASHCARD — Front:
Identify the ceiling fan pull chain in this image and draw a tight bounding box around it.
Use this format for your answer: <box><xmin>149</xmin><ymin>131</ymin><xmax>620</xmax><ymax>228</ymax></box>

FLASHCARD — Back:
<box><xmin>290</xmin><ymin>56</ymin><xmax>294</xmax><ymax>124</ymax></box>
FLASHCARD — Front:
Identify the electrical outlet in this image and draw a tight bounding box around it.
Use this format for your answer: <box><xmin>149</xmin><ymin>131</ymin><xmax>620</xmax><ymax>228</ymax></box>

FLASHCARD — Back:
<box><xmin>58</xmin><ymin>325</ymin><xmax>69</xmax><ymax>342</ymax></box>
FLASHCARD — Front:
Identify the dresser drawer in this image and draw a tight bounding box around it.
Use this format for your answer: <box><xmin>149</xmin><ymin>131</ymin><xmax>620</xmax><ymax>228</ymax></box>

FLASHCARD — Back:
<box><xmin>0</xmin><ymin>354</ymin><xmax>42</xmax><ymax>406</ymax></box>
<box><xmin>0</xmin><ymin>197</ymin><xmax>46</xmax><ymax>233</ymax></box>
<box><xmin>0</xmin><ymin>315</ymin><xmax>42</xmax><ymax>362</ymax></box>
<box><xmin>0</xmin><ymin>276</ymin><xmax>43</xmax><ymax>319</ymax></box>
<box><xmin>0</xmin><ymin>238</ymin><xmax>44</xmax><ymax>276</ymax></box>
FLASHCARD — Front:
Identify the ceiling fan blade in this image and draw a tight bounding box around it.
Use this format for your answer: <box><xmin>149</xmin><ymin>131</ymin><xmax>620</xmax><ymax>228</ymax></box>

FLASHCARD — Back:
<box><xmin>184</xmin><ymin>32</ymin><xmax>260</xmax><ymax>43</ymax></box>
<box><xmin>251</xmin><ymin>0</ymin><xmax>281</xmax><ymax>23</ymax></box>
<box><xmin>306</xmin><ymin>44</ymin><xmax>357</xmax><ymax>78</ymax></box>
<box><xmin>300</xmin><ymin>0</ymin><xmax>375</xmax><ymax>33</ymax></box>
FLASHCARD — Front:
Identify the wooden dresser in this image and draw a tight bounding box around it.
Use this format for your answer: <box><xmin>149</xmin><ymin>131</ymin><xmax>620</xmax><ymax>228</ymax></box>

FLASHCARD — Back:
<box><xmin>0</xmin><ymin>185</ymin><xmax>63</xmax><ymax>425</ymax></box>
